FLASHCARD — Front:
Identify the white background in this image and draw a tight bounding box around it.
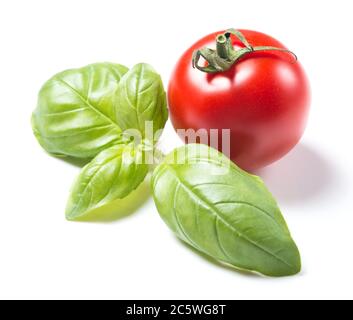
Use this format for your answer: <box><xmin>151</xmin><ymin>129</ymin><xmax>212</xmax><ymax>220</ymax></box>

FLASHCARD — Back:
<box><xmin>0</xmin><ymin>0</ymin><xmax>352</xmax><ymax>300</ymax></box>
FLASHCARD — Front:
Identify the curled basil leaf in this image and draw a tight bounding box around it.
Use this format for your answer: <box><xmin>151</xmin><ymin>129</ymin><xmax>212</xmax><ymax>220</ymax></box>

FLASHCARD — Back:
<box><xmin>32</xmin><ymin>63</ymin><xmax>128</xmax><ymax>159</ymax></box>
<box><xmin>152</xmin><ymin>144</ymin><xmax>301</xmax><ymax>277</ymax></box>
<box><xmin>66</xmin><ymin>143</ymin><xmax>149</xmax><ymax>221</ymax></box>
<box><xmin>113</xmin><ymin>63</ymin><xmax>168</xmax><ymax>138</ymax></box>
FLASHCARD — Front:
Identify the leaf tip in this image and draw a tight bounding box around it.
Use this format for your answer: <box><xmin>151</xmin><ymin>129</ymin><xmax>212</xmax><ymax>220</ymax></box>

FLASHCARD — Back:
<box><xmin>287</xmin><ymin>246</ymin><xmax>302</xmax><ymax>276</ymax></box>
<box><xmin>273</xmin><ymin>243</ymin><xmax>302</xmax><ymax>277</ymax></box>
<box><xmin>65</xmin><ymin>199</ymin><xmax>81</xmax><ymax>222</ymax></box>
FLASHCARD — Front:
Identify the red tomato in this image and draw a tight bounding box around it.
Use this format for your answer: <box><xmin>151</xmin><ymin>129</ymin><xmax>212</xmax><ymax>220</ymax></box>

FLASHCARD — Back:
<box><xmin>168</xmin><ymin>29</ymin><xmax>311</xmax><ymax>171</ymax></box>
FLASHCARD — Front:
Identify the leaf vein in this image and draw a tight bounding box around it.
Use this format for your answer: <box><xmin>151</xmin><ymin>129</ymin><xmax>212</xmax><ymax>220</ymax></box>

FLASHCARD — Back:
<box><xmin>167</xmin><ymin>165</ymin><xmax>295</xmax><ymax>269</ymax></box>
<box><xmin>55</xmin><ymin>77</ymin><xmax>120</xmax><ymax>128</ymax></box>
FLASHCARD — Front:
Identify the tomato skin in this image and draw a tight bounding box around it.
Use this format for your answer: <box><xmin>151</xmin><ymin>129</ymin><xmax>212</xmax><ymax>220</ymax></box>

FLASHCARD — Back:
<box><xmin>168</xmin><ymin>29</ymin><xmax>311</xmax><ymax>171</ymax></box>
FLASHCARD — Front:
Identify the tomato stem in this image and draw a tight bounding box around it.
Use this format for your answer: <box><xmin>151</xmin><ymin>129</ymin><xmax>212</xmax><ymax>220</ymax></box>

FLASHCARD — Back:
<box><xmin>216</xmin><ymin>34</ymin><xmax>230</xmax><ymax>60</ymax></box>
<box><xmin>192</xmin><ymin>29</ymin><xmax>298</xmax><ymax>74</ymax></box>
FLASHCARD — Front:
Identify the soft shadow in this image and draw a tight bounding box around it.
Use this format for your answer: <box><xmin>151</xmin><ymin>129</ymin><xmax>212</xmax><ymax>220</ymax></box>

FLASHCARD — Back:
<box><xmin>54</xmin><ymin>155</ymin><xmax>91</xmax><ymax>168</ymax></box>
<box><xmin>176</xmin><ymin>238</ymin><xmax>260</xmax><ymax>278</ymax></box>
<box><xmin>73</xmin><ymin>178</ymin><xmax>151</xmax><ymax>223</ymax></box>
<box><xmin>257</xmin><ymin>144</ymin><xmax>336</xmax><ymax>204</ymax></box>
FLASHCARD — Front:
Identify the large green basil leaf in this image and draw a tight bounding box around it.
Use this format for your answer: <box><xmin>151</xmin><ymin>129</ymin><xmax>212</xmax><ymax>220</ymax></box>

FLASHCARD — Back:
<box><xmin>66</xmin><ymin>143</ymin><xmax>149</xmax><ymax>220</ymax></box>
<box><xmin>113</xmin><ymin>63</ymin><xmax>168</xmax><ymax>138</ymax></box>
<box><xmin>32</xmin><ymin>63</ymin><xmax>128</xmax><ymax>158</ymax></box>
<box><xmin>151</xmin><ymin>144</ymin><xmax>301</xmax><ymax>277</ymax></box>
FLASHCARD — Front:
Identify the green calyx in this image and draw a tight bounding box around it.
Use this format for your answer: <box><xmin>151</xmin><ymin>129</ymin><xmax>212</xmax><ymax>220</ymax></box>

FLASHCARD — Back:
<box><xmin>192</xmin><ymin>29</ymin><xmax>298</xmax><ymax>74</ymax></box>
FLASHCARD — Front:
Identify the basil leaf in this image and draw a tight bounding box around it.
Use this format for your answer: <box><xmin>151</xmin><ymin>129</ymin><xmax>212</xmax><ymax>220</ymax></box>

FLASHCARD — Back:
<box><xmin>151</xmin><ymin>144</ymin><xmax>301</xmax><ymax>277</ymax></box>
<box><xmin>113</xmin><ymin>63</ymin><xmax>168</xmax><ymax>137</ymax></box>
<box><xmin>32</xmin><ymin>62</ymin><xmax>128</xmax><ymax>159</ymax></box>
<box><xmin>66</xmin><ymin>143</ymin><xmax>148</xmax><ymax>221</ymax></box>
